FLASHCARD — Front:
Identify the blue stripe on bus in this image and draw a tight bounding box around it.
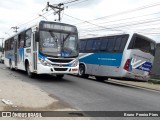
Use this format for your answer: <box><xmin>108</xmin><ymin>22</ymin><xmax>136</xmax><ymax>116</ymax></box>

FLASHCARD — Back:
<box><xmin>19</xmin><ymin>48</ymin><xmax>24</xmax><ymax>60</ymax></box>
<box><xmin>135</xmin><ymin>61</ymin><xmax>152</xmax><ymax>72</ymax></box>
<box><xmin>38</xmin><ymin>53</ymin><xmax>47</xmax><ymax>59</ymax></box>
<box><xmin>80</xmin><ymin>53</ymin><xmax>123</xmax><ymax>66</ymax></box>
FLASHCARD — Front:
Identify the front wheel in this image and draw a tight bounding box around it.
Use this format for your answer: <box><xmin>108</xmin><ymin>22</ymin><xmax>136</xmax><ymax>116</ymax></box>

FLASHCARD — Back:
<box><xmin>56</xmin><ymin>74</ymin><xmax>64</xmax><ymax>79</ymax></box>
<box><xmin>26</xmin><ymin>63</ymin><xmax>34</xmax><ymax>78</ymax></box>
<box><xmin>78</xmin><ymin>64</ymin><xmax>89</xmax><ymax>78</ymax></box>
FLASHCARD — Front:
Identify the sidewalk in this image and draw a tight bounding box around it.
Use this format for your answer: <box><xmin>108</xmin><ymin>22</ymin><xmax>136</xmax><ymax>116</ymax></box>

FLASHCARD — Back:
<box><xmin>108</xmin><ymin>79</ymin><xmax>160</xmax><ymax>91</ymax></box>
<box><xmin>0</xmin><ymin>64</ymin><xmax>91</xmax><ymax>120</ymax></box>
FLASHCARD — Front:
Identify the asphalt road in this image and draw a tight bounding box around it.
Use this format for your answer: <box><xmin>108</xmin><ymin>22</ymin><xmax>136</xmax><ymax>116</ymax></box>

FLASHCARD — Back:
<box><xmin>1</xmin><ymin>64</ymin><xmax>160</xmax><ymax>120</ymax></box>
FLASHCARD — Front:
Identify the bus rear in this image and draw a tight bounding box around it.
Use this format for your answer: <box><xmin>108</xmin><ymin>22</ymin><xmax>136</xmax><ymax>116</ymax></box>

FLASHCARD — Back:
<box><xmin>122</xmin><ymin>33</ymin><xmax>156</xmax><ymax>80</ymax></box>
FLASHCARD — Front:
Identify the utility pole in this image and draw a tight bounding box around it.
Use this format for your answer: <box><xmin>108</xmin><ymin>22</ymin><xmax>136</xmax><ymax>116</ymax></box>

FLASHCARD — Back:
<box><xmin>44</xmin><ymin>2</ymin><xmax>64</xmax><ymax>22</ymax></box>
<box><xmin>11</xmin><ymin>26</ymin><xmax>19</xmax><ymax>33</ymax></box>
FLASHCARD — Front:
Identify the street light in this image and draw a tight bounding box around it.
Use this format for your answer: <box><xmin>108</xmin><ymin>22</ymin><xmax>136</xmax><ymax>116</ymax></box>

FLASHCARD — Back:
<box><xmin>39</xmin><ymin>14</ymin><xmax>48</xmax><ymax>20</ymax></box>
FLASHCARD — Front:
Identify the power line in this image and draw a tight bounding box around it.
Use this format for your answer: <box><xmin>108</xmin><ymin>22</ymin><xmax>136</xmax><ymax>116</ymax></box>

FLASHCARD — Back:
<box><xmin>77</xmin><ymin>11</ymin><xmax>160</xmax><ymax>28</ymax></box>
<box><xmin>78</xmin><ymin>17</ymin><xmax>160</xmax><ymax>32</ymax></box>
<box><xmin>74</xmin><ymin>1</ymin><xmax>160</xmax><ymax>26</ymax></box>
<box><xmin>63</xmin><ymin>0</ymin><xmax>80</xmax><ymax>4</ymax></box>
<box><xmin>66</xmin><ymin>0</ymin><xmax>89</xmax><ymax>7</ymax></box>
<box><xmin>64</xmin><ymin>13</ymin><xmax>124</xmax><ymax>32</ymax></box>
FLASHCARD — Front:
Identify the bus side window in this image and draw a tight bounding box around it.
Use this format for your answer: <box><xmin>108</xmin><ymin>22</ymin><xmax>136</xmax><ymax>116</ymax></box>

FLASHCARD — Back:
<box><xmin>5</xmin><ymin>40</ymin><xmax>8</xmax><ymax>51</ymax></box>
<box><xmin>18</xmin><ymin>32</ymin><xmax>25</xmax><ymax>48</ymax></box>
<box><xmin>80</xmin><ymin>40</ymin><xmax>87</xmax><ymax>52</ymax></box>
<box><xmin>106</xmin><ymin>37</ymin><xmax>115</xmax><ymax>52</ymax></box>
<box><xmin>11</xmin><ymin>38</ymin><xmax>14</xmax><ymax>50</ymax></box>
<box><xmin>114</xmin><ymin>36</ymin><xmax>122</xmax><ymax>52</ymax></box>
<box><xmin>119</xmin><ymin>36</ymin><xmax>128</xmax><ymax>51</ymax></box>
<box><xmin>86</xmin><ymin>40</ymin><xmax>93</xmax><ymax>52</ymax></box>
<box><xmin>92</xmin><ymin>38</ymin><xmax>101</xmax><ymax>52</ymax></box>
<box><xmin>25</xmin><ymin>29</ymin><xmax>31</xmax><ymax>47</ymax></box>
<box><xmin>100</xmin><ymin>37</ymin><xmax>108</xmax><ymax>51</ymax></box>
<box><xmin>8</xmin><ymin>39</ymin><xmax>11</xmax><ymax>50</ymax></box>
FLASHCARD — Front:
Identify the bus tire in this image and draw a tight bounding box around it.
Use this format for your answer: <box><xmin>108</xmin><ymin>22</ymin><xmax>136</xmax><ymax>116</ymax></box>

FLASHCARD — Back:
<box><xmin>95</xmin><ymin>76</ymin><xmax>108</xmax><ymax>81</ymax></box>
<box><xmin>56</xmin><ymin>74</ymin><xmax>64</xmax><ymax>79</ymax></box>
<box><xmin>78</xmin><ymin>64</ymin><xmax>89</xmax><ymax>78</ymax></box>
<box><xmin>9</xmin><ymin>60</ymin><xmax>14</xmax><ymax>71</ymax></box>
<box><xmin>26</xmin><ymin>62</ymin><xmax>34</xmax><ymax>78</ymax></box>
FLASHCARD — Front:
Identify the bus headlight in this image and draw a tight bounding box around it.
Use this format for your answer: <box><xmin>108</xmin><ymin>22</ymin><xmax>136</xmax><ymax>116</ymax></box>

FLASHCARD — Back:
<box><xmin>71</xmin><ymin>59</ymin><xmax>79</xmax><ymax>67</ymax></box>
<box><xmin>39</xmin><ymin>58</ymin><xmax>52</xmax><ymax>66</ymax></box>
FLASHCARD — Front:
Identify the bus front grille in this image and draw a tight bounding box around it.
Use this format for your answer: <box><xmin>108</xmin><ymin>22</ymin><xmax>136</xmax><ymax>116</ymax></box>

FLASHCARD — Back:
<box><xmin>48</xmin><ymin>58</ymin><xmax>73</xmax><ymax>63</ymax></box>
<box><xmin>54</xmin><ymin>68</ymin><xmax>68</xmax><ymax>71</ymax></box>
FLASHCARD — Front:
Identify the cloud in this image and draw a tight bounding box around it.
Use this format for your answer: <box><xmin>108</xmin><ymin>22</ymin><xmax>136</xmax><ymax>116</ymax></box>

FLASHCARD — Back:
<box><xmin>0</xmin><ymin>0</ymin><xmax>160</xmax><ymax>42</ymax></box>
<box><xmin>0</xmin><ymin>0</ymin><xmax>24</xmax><ymax>10</ymax></box>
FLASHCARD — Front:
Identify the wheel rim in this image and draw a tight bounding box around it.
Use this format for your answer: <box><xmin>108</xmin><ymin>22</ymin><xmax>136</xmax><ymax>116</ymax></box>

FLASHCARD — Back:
<box><xmin>79</xmin><ymin>66</ymin><xmax>84</xmax><ymax>76</ymax></box>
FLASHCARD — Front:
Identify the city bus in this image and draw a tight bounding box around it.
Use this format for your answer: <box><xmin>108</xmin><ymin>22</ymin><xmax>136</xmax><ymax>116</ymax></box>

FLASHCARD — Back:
<box><xmin>4</xmin><ymin>21</ymin><xmax>79</xmax><ymax>78</ymax></box>
<box><xmin>78</xmin><ymin>33</ymin><xmax>156</xmax><ymax>81</ymax></box>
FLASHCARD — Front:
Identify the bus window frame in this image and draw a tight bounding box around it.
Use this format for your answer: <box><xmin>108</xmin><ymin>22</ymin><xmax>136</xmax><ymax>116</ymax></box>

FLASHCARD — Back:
<box><xmin>25</xmin><ymin>29</ymin><xmax>32</xmax><ymax>48</ymax></box>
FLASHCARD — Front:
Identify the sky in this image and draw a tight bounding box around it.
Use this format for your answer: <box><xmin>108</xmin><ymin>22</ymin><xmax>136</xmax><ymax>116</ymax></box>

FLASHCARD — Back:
<box><xmin>0</xmin><ymin>0</ymin><xmax>160</xmax><ymax>45</ymax></box>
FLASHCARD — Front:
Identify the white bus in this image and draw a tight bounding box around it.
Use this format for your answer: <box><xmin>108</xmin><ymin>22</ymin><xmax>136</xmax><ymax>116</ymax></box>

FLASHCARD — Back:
<box><xmin>78</xmin><ymin>33</ymin><xmax>156</xmax><ymax>81</ymax></box>
<box><xmin>4</xmin><ymin>21</ymin><xmax>79</xmax><ymax>78</ymax></box>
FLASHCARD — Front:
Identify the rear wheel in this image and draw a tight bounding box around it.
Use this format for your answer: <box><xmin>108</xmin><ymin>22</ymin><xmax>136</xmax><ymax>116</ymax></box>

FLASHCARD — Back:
<box><xmin>26</xmin><ymin>62</ymin><xmax>34</xmax><ymax>78</ymax></box>
<box><xmin>95</xmin><ymin>76</ymin><xmax>108</xmax><ymax>81</ymax></box>
<box><xmin>56</xmin><ymin>74</ymin><xmax>64</xmax><ymax>79</ymax></box>
<box><xmin>78</xmin><ymin>64</ymin><xmax>89</xmax><ymax>78</ymax></box>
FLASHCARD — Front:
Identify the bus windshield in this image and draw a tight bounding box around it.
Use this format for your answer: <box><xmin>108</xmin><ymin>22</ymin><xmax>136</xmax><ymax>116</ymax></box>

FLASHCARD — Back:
<box><xmin>40</xmin><ymin>30</ymin><xmax>78</xmax><ymax>57</ymax></box>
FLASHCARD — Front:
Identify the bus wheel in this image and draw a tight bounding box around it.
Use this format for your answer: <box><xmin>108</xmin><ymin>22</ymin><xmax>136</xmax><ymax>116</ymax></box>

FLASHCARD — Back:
<box><xmin>95</xmin><ymin>76</ymin><xmax>107</xmax><ymax>81</ymax></box>
<box><xmin>56</xmin><ymin>74</ymin><xmax>64</xmax><ymax>79</ymax></box>
<box><xmin>78</xmin><ymin>64</ymin><xmax>89</xmax><ymax>78</ymax></box>
<box><xmin>26</xmin><ymin>63</ymin><xmax>34</xmax><ymax>78</ymax></box>
<box><xmin>9</xmin><ymin>60</ymin><xmax>14</xmax><ymax>71</ymax></box>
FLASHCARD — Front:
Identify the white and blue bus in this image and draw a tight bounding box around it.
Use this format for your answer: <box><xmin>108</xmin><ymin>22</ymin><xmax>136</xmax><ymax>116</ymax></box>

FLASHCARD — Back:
<box><xmin>79</xmin><ymin>33</ymin><xmax>156</xmax><ymax>81</ymax></box>
<box><xmin>4</xmin><ymin>21</ymin><xmax>79</xmax><ymax>78</ymax></box>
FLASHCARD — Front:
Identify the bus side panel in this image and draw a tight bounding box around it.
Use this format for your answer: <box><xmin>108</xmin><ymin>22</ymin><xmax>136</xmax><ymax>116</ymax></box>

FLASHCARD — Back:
<box><xmin>79</xmin><ymin>53</ymin><xmax>123</xmax><ymax>77</ymax></box>
<box><xmin>4</xmin><ymin>50</ymin><xmax>14</xmax><ymax>67</ymax></box>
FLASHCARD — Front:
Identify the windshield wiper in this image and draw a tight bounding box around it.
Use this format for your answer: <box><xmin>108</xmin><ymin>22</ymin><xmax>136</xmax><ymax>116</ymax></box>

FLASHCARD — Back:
<box><xmin>61</xmin><ymin>33</ymin><xmax>70</xmax><ymax>48</ymax></box>
<box><xmin>63</xmin><ymin>33</ymin><xmax>70</xmax><ymax>42</ymax></box>
<box><xmin>49</xmin><ymin>31</ymin><xmax>58</xmax><ymax>43</ymax></box>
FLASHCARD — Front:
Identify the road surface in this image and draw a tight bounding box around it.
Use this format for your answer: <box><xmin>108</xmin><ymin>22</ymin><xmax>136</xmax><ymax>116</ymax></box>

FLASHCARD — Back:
<box><xmin>1</xmin><ymin>64</ymin><xmax>160</xmax><ymax>120</ymax></box>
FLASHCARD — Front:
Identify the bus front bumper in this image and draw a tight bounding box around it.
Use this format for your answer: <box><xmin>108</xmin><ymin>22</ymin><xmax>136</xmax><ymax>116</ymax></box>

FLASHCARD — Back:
<box><xmin>37</xmin><ymin>64</ymin><xmax>79</xmax><ymax>74</ymax></box>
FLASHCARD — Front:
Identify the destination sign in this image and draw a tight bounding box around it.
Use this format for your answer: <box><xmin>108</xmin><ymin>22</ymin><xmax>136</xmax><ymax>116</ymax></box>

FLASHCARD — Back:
<box><xmin>42</xmin><ymin>23</ymin><xmax>75</xmax><ymax>32</ymax></box>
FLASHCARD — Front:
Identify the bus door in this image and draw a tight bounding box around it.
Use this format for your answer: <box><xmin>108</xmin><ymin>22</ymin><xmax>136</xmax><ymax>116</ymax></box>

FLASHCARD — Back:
<box><xmin>32</xmin><ymin>32</ymin><xmax>37</xmax><ymax>71</ymax></box>
<box><xmin>14</xmin><ymin>36</ymin><xmax>18</xmax><ymax>67</ymax></box>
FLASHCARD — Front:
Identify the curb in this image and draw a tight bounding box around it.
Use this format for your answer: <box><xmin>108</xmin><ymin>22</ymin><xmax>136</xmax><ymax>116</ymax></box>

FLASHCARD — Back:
<box><xmin>149</xmin><ymin>79</ymin><xmax>160</xmax><ymax>84</ymax></box>
<box><xmin>107</xmin><ymin>79</ymin><xmax>160</xmax><ymax>92</ymax></box>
